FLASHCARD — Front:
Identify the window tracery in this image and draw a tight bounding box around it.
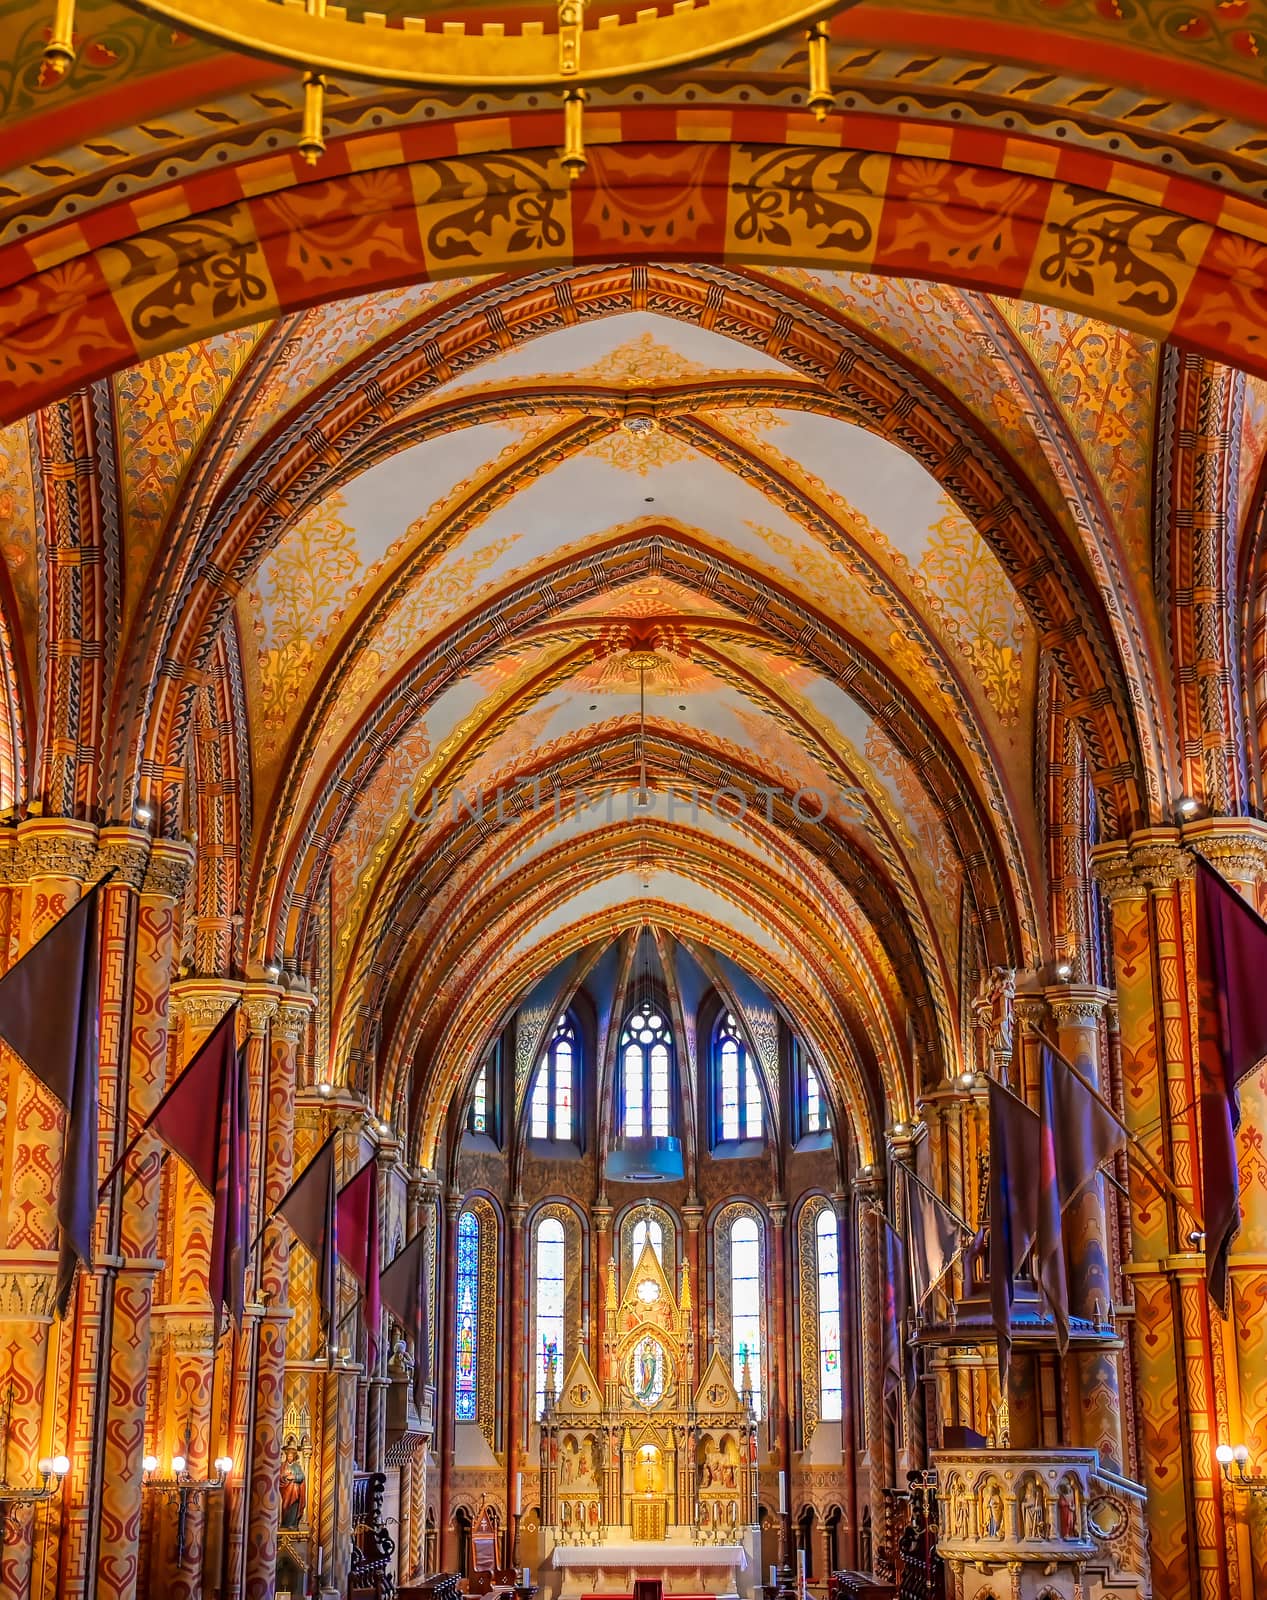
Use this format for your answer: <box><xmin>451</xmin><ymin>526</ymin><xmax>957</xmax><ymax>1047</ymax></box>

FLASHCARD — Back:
<box><xmin>530</xmin><ymin>1013</ymin><xmax>579</xmax><ymax>1143</ymax></box>
<box><xmin>713</xmin><ymin>1012</ymin><xmax>764</xmax><ymax>1145</ymax></box>
<box><xmin>453</xmin><ymin>1197</ymin><xmax>499</xmax><ymax>1448</ymax></box>
<box><xmin>715</xmin><ymin>1203</ymin><xmax>765</xmax><ymax>1421</ymax></box>
<box><xmin>620</xmin><ymin>1006</ymin><xmax>673</xmax><ymax>1138</ymax></box>
<box><xmin>620</xmin><ymin>1202</ymin><xmax>678</xmax><ymax>1286</ymax></box>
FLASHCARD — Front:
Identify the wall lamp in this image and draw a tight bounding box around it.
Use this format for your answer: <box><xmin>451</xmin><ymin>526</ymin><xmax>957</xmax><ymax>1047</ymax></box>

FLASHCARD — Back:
<box><xmin>142</xmin><ymin>1421</ymin><xmax>232</xmax><ymax>1565</ymax></box>
<box><xmin>1216</xmin><ymin>1444</ymin><xmax>1266</xmax><ymax>1496</ymax></box>
<box><xmin>0</xmin><ymin>1383</ymin><xmax>69</xmax><ymax>1537</ymax></box>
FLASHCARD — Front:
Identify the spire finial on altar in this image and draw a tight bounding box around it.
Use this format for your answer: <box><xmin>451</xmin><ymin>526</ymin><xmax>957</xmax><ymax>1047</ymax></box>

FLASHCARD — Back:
<box><xmin>680</xmin><ymin>1257</ymin><xmax>692</xmax><ymax>1312</ymax></box>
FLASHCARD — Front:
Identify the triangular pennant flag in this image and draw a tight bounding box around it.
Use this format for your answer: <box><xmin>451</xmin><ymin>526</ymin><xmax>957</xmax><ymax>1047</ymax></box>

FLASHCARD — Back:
<box><xmin>0</xmin><ymin>877</ymin><xmax>111</xmax><ymax>1315</ymax></box>
<box><xmin>881</xmin><ymin>1217</ymin><xmax>911</xmax><ymax>1409</ymax></box>
<box><xmin>1194</xmin><ymin>856</ymin><xmax>1267</xmax><ymax>1310</ymax></box>
<box><xmin>987</xmin><ymin>1078</ymin><xmax>1041</xmax><ymax>1384</ymax></box>
<box><xmin>1035</xmin><ymin>1044</ymin><xmax>1126</xmax><ymax>1353</ymax></box>
<box><xmin>337</xmin><ymin>1161</ymin><xmax>381</xmax><ymax>1359</ymax></box>
<box><xmin>380</xmin><ymin>1230</ymin><xmax>428</xmax><ymax>1407</ymax></box>
<box><xmin>148</xmin><ymin>1011</ymin><xmax>250</xmax><ymax>1342</ymax></box>
<box><xmin>896</xmin><ymin>1162</ymin><xmax>969</xmax><ymax>1309</ymax></box>
<box><xmin>277</xmin><ymin>1133</ymin><xmax>339</xmax><ymax>1339</ymax></box>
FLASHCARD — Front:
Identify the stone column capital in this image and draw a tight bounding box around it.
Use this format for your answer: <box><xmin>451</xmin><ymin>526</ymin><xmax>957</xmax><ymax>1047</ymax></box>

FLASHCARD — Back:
<box><xmin>242</xmin><ymin>987</ymin><xmax>282</xmax><ymax>1035</ymax></box>
<box><xmin>1044</xmin><ymin>985</ymin><xmax>1113</xmax><ymax>1029</ymax></box>
<box><xmin>1180</xmin><ymin>817</ymin><xmax>1267</xmax><ymax>886</ymax></box>
<box><xmin>14</xmin><ymin>817</ymin><xmax>97</xmax><ymax>881</ymax></box>
<box><xmin>95</xmin><ymin>825</ymin><xmax>152</xmax><ymax>889</ymax></box>
<box><xmin>145</xmin><ymin>837</ymin><xmax>195</xmax><ymax>900</ymax></box>
<box><xmin>169</xmin><ymin>978</ymin><xmax>241</xmax><ymax>1031</ymax></box>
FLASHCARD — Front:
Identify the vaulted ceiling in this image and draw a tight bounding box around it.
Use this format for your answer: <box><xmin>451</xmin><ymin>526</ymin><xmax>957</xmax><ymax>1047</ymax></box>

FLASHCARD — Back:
<box><xmin>4</xmin><ymin>0</ymin><xmax>1267</xmax><ymax>1169</ymax></box>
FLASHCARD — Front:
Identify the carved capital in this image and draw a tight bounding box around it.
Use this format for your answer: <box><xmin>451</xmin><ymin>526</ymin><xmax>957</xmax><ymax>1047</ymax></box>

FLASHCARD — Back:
<box><xmin>242</xmin><ymin>991</ymin><xmax>281</xmax><ymax>1035</ymax></box>
<box><xmin>1127</xmin><ymin>830</ymin><xmax>1192</xmax><ymax>891</ymax></box>
<box><xmin>170</xmin><ymin>980</ymin><xmax>240</xmax><ymax>1033</ymax></box>
<box><xmin>275</xmin><ymin>994</ymin><xmax>314</xmax><ymax>1045</ymax></box>
<box><xmin>160</xmin><ymin>1315</ymin><xmax>216</xmax><ymax>1357</ymax></box>
<box><xmin>1089</xmin><ymin>843</ymin><xmax>1143</xmax><ymax>905</ymax></box>
<box><xmin>1181</xmin><ymin>818</ymin><xmax>1267</xmax><ymax>887</ymax></box>
<box><xmin>15</xmin><ymin>819</ymin><xmax>97</xmax><ymax>883</ymax></box>
<box><xmin>95</xmin><ymin>826</ymin><xmax>151</xmax><ymax>890</ymax></box>
<box><xmin>0</xmin><ymin>1260</ymin><xmax>58</xmax><ymax>1321</ymax></box>
<box><xmin>1046</xmin><ymin>986</ymin><xmax>1112</xmax><ymax>1030</ymax></box>
<box><xmin>144</xmin><ymin>839</ymin><xmax>195</xmax><ymax>901</ymax></box>
<box><xmin>412</xmin><ymin>1170</ymin><xmax>441</xmax><ymax>1207</ymax></box>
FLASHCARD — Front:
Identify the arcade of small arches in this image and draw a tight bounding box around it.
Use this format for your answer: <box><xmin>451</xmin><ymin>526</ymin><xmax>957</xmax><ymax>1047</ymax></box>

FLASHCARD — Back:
<box><xmin>1</xmin><ymin>5</ymin><xmax>1267</xmax><ymax>1600</ymax></box>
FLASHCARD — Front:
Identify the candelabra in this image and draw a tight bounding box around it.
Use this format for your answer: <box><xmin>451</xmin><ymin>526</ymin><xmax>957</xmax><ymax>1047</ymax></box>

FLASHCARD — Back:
<box><xmin>141</xmin><ymin>1419</ymin><xmax>233</xmax><ymax>1566</ymax></box>
<box><xmin>1216</xmin><ymin>1444</ymin><xmax>1267</xmax><ymax>1497</ymax></box>
<box><xmin>0</xmin><ymin>1383</ymin><xmax>69</xmax><ymax>1547</ymax></box>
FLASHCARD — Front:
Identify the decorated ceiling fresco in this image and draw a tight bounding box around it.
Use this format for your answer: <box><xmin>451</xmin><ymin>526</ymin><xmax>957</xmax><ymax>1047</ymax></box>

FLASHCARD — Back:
<box><xmin>2</xmin><ymin>0</ymin><xmax>1262</xmax><ymax>1174</ymax></box>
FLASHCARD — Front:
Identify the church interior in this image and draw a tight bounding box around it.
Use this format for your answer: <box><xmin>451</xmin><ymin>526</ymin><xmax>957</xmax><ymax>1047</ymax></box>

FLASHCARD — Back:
<box><xmin>1</xmin><ymin>2</ymin><xmax>1267</xmax><ymax>1598</ymax></box>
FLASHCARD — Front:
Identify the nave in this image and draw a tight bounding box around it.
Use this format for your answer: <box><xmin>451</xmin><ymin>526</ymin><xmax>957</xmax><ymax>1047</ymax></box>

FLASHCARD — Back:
<box><xmin>1</xmin><ymin>3</ymin><xmax>1267</xmax><ymax>1599</ymax></box>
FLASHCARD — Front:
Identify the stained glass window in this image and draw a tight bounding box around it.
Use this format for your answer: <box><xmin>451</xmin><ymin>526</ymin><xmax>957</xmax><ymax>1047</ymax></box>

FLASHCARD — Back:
<box><xmin>632</xmin><ymin>1216</ymin><xmax>663</xmax><ymax>1264</ymax></box>
<box><xmin>455</xmin><ymin>1209</ymin><xmax>480</xmax><ymax>1421</ymax></box>
<box><xmin>530</xmin><ymin>1014</ymin><xmax>578</xmax><ymax>1142</ymax></box>
<box><xmin>730</xmin><ymin>1214</ymin><xmax>763</xmax><ymax>1418</ymax></box>
<box><xmin>715</xmin><ymin>1013</ymin><xmax>763</xmax><ymax>1142</ymax></box>
<box><xmin>792</xmin><ymin>1037</ymin><xmax>828</xmax><ymax>1139</ymax></box>
<box><xmin>816</xmin><ymin>1209</ymin><xmax>843</xmax><ymax>1422</ymax></box>
<box><xmin>621</xmin><ymin>1009</ymin><xmax>673</xmax><ymax>1138</ymax></box>
<box><xmin>536</xmin><ymin>1217</ymin><xmax>566</xmax><ymax>1418</ymax></box>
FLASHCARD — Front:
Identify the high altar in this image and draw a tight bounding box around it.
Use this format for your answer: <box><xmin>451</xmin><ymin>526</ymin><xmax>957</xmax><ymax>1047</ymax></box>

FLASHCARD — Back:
<box><xmin>538</xmin><ymin>1237</ymin><xmax>758</xmax><ymax>1598</ymax></box>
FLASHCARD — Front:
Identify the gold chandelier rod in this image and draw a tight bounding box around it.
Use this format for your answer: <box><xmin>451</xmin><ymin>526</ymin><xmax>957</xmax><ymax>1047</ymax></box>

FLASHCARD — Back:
<box><xmin>49</xmin><ymin>0</ymin><xmax>846</xmax><ymax>166</ymax></box>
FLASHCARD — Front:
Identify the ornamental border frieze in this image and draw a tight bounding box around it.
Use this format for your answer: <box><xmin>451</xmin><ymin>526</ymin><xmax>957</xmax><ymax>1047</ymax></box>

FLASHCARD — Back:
<box><xmin>2</xmin><ymin>46</ymin><xmax>1262</xmax><ymax>261</ymax></box>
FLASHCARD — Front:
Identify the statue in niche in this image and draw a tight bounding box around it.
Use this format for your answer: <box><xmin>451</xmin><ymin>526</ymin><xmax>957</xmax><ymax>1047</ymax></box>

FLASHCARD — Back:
<box><xmin>984</xmin><ymin>1486</ymin><xmax>1004</xmax><ymax>1540</ymax></box>
<box><xmin>279</xmin><ymin>1441</ymin><xmax>307</xmax><ymax>1530</ymax></box>
<box><xmin>954</xmin><ymin>1498</ymin><xmax>969</xmax><ymax>1540</ymax></box>
<box><xmin>1022</xmin><ymin>1483</ymin><xmax>1046</xmax><ymax>1540</ymax></box>
<box><xmin>986</xmin><ymin>967</ymin><xmax>1015</xmax><ymax>1057</ymax></box>
<box><xmin>1058</xmin><ymin>1482</ymin><xmax>1079</xmax><ymax>1539</ymax></box>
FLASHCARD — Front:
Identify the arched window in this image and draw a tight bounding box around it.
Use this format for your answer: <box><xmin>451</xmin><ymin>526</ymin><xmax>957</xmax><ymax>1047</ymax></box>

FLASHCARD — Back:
<box><xmin>620</xmin><ymin>1007</ymin><xmax>673</xmax><ymax>1138</ymax></box>
<box><xmin>632</xmin><ymin>1216</ymin><xmax>663</xmax><ymax>1264</ymax></box>
<box><xmin>816</xmin><ymin>1209</ymin><xmax>843</xmax><ymax>1422</ymax></box>
<box><xmin>455</xmin><ymin>1210</ymin><xmax>480</xmax><ymax>1421</ymax></box>
<box><xmin>535</xmin><ymin>1218</ymin><xmax>566</xmax><ymax>1418</ymax></box>
<box><xmin>468</xmin><ymin>1062</ymin><xmax>488</xmax><ymax>1135</ymax></box>
<box><xmin>805</xmin><ymin>1062</ymin><xmax>824</xmax><ymax>1132</ymax></box>
<box><xmin>531</xmin><ymin>1014</ymin><xmax>578</xmax><ymax>1142</ymax></box>
<box><xmin>730</xmin><ymin>1214</ymin><xmax>763</xmax><ymax>1418</ymax></box>
<box><xmin>793</xmin><ymin>1036</ymin><xmax>828</xmax><ymax>1140</ymax></box>
<box><xmin>714</xmin><ymin>1012</ymin><xmax>763</xmax><ymax>1143</ymax></box>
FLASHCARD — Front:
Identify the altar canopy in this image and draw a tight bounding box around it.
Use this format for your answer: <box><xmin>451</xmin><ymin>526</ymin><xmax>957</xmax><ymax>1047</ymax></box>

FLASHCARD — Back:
<box><xmin>540</xmin><ymin>1228</ymin><xmax>758</xmax><ymax>1548</ymax></box>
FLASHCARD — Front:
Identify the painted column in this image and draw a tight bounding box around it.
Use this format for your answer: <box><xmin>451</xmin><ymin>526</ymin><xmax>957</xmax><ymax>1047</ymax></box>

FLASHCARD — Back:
<box><xmin>853</xmin><ymin>1172</ymin><xmax>886</xmax><ymax>1566</ymax></box>
<box><xmin>54</xmin><ymin>830</ymin><xmax>148</xmax><ymax>1600</ymax></box>
<box><xmin>768</xmin><ymin>1198</ymin><xmax>793</xmax><ymax>1507</ymax></box>
<box><xmin>244</xmin><ymin>991</ymin><xmax>310</xmax><ymax>1599</ymax></box>
<box><xmin>830</xmin><ymin>1188</ymin><xmax>857</xmax><ymax>1570</ymax></box>
<box><xmin>3</xmin><ymin>822</ymin><xmax>97</xmax><ymax>1600</ymax></box>
<box><xmin>507</xmin><ymin>1194</ymin><xmax>526</xmax><ymax>1542</ymax></box>
<box><xmin>682</xmin><ymin>1200</ymin><xmax>703</xmax><ymax>1381</ymax></box>
<box><xmin>94</xmin><ymin>838</ymin><xmax>192</xmax><ymax>1600</ymax></box>
<box><xmin>1047</xmin><ymin>987</ymin><xmax>1124</xmax><ymax>1471</ymax></box>
<box><xmin>1186</xmin><ymin>820</ymin><xmax>1267</xmax><ymax>1593</ymax></box>
<box><xmin>219</xmin><ymin>986</ymin><xmax>277</xmax><ymax>1600</ymax></box>
<box><xmin>150</xmin><ymin>981</ymin><xmax>241</xmax><ymax>1600</ymax></box>
<box><xmin>438</xmin><ymin>1189</ymin><xmax>461</xmax><ymax>1570</ymax></box>
<box><xmin>1094</xmin><ymin>835</ymin><xmax>1234</xmax><ymax>1600</ymax></box>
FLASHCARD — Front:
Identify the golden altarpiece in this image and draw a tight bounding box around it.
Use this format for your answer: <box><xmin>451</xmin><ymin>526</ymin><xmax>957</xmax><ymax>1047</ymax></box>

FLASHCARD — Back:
<box><xmin>538</xmin><ymin>1237</ymin><xmax>758</xmax><ymax>1592</ymax></box>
